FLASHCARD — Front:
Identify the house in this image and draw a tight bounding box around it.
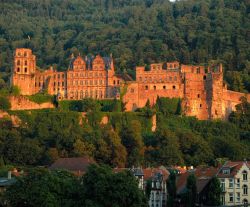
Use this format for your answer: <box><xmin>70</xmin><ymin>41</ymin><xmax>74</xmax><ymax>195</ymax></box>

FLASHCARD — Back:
<box><xmin>49</xmin><ymin>157</ymin><xmax>95</xmax><ymax>176</ymax></box>
<box><xmin>176</xmin><ymin>166</ymin><xmax>219</xmax><ymax>206</ymax></box>
<box><xmin>217</xmin><ymin>161</ymin><xmax>250</xmax><ymax>206</ymax></box>
<box><xmin>114</xmin><ymin>167</ymin><xmax>169</xmax><ymax>207</ymax></box>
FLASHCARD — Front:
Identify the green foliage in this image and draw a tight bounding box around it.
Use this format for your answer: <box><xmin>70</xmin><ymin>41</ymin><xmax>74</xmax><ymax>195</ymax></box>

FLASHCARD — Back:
<box><xmin>156</xmin><ymin>97</ymin><xmax>182</xmax><ymax>116</ymax></box>
<box><xmin>205</xmin><ymin>177</ymin><xmax>222</xmax><ymax>206</ymax></box>
<box><xmin>27</xmin><ymin>93</ymin><xmax>54</xmax><ymax>104</ymax></box>
<box><xmin>80</xmin><ymin>164</ymin><xmax>148</xmax><ymax>207</ymax></box>
<box><xmin>0</xmin><ymin>0</ymin><xmax>249</xmax><ymax>91</ymax></box>
<box><xmin>186</xmin><ymin>174</ymin><xmax>197</xmax><ymax>207</ymax></box>
<box><xmin>0</xmin><ymin>96</ymin><xmax>10</xmax><ymax>111</ymax></box>
<box><xmin>5</xmin><ymin>168</ymin><xmax>80</xmax><ymax>207</ymax></box>
<box><xmin>167</xmin><ymin>172</ymin><xmax>177</xmax><ymax>207</ymax></box>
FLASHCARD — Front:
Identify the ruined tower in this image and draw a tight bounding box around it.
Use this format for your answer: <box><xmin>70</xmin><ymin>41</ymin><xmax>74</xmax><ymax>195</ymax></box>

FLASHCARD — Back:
<box><xmin>11</xmin><ymin>48</ymin><xmax>36</xmax><ymax>95</ymax></box>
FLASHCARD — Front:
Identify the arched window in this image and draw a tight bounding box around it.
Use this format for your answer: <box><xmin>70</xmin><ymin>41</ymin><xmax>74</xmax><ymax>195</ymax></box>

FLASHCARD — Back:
<box><xmin>243</xmin><ymin>199</ymin><xmax>248</xmax><ymax>207</ymax></box>
<box><xmin>203</xmin><ymin>75</ymin><xmax>207</xmax><ymax>80</ymax></box>
<box><xmin>17</xmin><ymin>60</ymin><xmax>20</xmax><ymax>66</ymax></box>
<box><xmin>24</xmin><ymin>60</ymin><xmax>27</xmax><ymax>66</ymax></box>
<box><xmin>243</xmin><ymin>171</ymin><xmax>248</xmax><ymax>181</ymax></box>
<box><xmin>75</xmin><ymin>91</ymin><xmax>78</xmax><ymax>99</ymax></box>
<box><xmin>145</xmin><ymin>85</ymin><xmax>148</xmax><ymax>90</ymax></box>
<box><xmin>80</xmin><ymin>91</ymin><xmax>83</xmax><ymax>99</ymax></box>
<box><xmin>17</xmin><ymin>67</ymin><xmax>20</xmax><ymax>72</ymax></box>
<box><xmin>173</xmin><ymin>85</ymin><xmax>176</xmax><ymax>90</ymax></box>
<box><xmin>24</xmin><ymin>68</ymin><xmax>27</xmax><ymax>73</ymax></box>
<box><xmin>153</xmin><ymin>86</ymin><xmax>156</xmax><ymax>90</ymax></box>
<box><xmin>85</xmin><ymin>90</ymin><xmax>88</xmax><ymax>98</ymax></box>
<box><xmin>243</xmin><ymin>185</ymin><xmax>248</xmax><ymax>195</ymax></box>
<box><xmin>163</xmin><ymin>86</ymin><xmax>166</xmax><ymax>90</ymax></box>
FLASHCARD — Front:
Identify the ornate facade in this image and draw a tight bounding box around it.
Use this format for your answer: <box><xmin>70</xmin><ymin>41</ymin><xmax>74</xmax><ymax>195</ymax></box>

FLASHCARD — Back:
<box><xmin>11</xmin><ymin>48</ymin><xmax>250</xmax><ymax>120</ymax></box>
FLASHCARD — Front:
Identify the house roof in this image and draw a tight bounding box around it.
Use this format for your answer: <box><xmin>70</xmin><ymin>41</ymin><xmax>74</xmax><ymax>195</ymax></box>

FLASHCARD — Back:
<box><xmin>217</xmin><ymin>161</ymin><xmax>250</xmax><ymax>178</ymax></box>
<box><xmin>49</xmin><ymin>157</ymin><xmax>95</xmax><ymax>174</ymax></box>
<box><xmin>176</xmin><ymin>166</ymin><xmax>219</xmax><ymax>195</ymax></box>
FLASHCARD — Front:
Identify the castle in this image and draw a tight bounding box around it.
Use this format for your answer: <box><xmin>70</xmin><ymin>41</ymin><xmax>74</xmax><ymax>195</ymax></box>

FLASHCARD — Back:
<box><xmin>11</xmin><ymin>48</ymin><xmax>250</xmax><ymax>120</ymax></box>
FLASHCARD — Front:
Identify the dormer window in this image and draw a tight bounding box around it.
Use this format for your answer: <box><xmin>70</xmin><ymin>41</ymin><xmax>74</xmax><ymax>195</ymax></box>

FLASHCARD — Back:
<box><xmin>223</xmin><ymin>169</ymin><xmax>230</xmax><ymax>175</ymax></box>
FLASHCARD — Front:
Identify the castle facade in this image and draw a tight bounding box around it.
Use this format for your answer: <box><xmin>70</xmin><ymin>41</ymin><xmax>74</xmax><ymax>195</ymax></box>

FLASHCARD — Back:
<box><xmin>11</xmin><ymin>48</ymin><xmax>250</xmax><ymax>120</ymax></box>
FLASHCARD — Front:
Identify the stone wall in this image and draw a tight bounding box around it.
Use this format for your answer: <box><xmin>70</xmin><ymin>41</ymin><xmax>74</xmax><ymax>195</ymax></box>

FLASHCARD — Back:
<box><xmin>9</xmin><ymin>96</ymin><xmax>54</xmax><ymax>110</ymax></box>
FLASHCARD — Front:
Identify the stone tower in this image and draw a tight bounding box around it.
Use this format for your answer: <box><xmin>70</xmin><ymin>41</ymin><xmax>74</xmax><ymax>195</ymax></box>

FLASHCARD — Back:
<box><xmin>11</xmin><ymin>48</ymin><xmax>36</xmax><ymax>95</ymax></box>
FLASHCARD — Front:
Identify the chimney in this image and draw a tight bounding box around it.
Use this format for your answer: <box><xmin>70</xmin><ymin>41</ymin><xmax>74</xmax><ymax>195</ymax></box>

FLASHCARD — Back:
<box><xmin>7</xmin><ymin>171</ymin><xmax>11</xmax><ymax>180</ymax></box>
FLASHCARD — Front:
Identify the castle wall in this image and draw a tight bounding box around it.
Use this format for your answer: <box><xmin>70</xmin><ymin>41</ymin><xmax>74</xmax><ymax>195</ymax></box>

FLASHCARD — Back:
<box><xmin>9</xmin><ymin>96</ymin><xmax>54</xmax><ymax>110</ymax></box>
<box><xmin>11</xmin><ymin>48</ymin><xmax>250</xmax><ymax>120</ymax></box>
<box><xmin>222</xmin><ymin>90</ymin><xmax>250</xmax><ymax>119</ymax></box>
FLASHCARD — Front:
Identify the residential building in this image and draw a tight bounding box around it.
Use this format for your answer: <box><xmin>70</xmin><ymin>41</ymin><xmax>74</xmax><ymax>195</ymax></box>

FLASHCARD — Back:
<box><xmin>217</xmin><ymin>161</ymin><xmax>250</xmax><ymax>206</ymax></box>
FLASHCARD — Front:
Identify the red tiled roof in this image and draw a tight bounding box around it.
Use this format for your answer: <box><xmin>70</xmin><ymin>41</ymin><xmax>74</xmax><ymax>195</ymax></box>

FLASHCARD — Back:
<box><xmin>217</xmin><ymin>161</ymin><xmax>249</xmax><ymax>178</ymax></box>
<box><xmin>143</xmin><ymin>167</ymin><xmax>169</xmax><ymax>181</ymax></box>
<box><xmin>176</xmin><ymin>166</ymin><xmax>219</xmax><ymax>194</ymax></box>
<box><xmin>49</xmin><ymin>157</ymin><xmax>95</xmax><ymax>176</ymax></box>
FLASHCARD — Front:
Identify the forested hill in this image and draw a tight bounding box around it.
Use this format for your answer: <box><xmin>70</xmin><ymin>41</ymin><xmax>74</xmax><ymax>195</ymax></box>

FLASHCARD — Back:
<box><xmin>0</xmin><ymin>0</ymin><xmax>249</xmax><ymax>92</ymax></box>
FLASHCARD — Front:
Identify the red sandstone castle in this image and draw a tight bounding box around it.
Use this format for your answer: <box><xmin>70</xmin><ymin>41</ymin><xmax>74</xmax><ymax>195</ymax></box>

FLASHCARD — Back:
<box><xmin>11</xmin><ymin>48</ymin><xmax>250</xmax><ymax>120</ymax></box>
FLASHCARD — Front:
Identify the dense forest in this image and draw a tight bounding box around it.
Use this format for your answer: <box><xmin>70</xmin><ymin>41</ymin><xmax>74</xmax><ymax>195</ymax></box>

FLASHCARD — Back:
<box><xmin>0</xmin><ymin>0</ymin><xmax>250</xmax><ymax>92</ymax></box>
<box><xmin>0</xmin><ymin>97</ymin><xmax>249</xmax><ymax>168</ymax></box>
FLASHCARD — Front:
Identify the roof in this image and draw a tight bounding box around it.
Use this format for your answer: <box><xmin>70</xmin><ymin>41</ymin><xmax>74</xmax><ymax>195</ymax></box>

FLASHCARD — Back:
<box><xmin>176</xmin><ymin>166</ymin><xmax>219</xmax><ymax>195</ymax></box>
<box><xmin>68</xmin><ymin>55</ymin><xmax>113</xmax><ymax>70</ymax></box>
<box><xmin>49</xmin><ymin>157</ymin><xmax>95</xmax><ymax>175</ymax></box>
<box><xmin>217</xmin><ymin>161</ymin><xmax>250</xmax><ymax>178</ymax></box>
<box><xmin>113</xmin><ymin>167</ymin><xmax>169</xmax><ymax>181</ymax></box>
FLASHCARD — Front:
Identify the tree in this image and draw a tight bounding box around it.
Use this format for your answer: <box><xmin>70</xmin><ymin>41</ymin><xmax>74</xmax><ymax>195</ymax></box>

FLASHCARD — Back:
<box><xmin>186</xmin><ymin>174</ymin><xmax>197</xmax><ymax>207</ymax></box>
<box><xmin>121</xmin><ymin>120</ymin><xmax>144</xmax><ymax>167</ymax></box>
<box><xmin>0</xmin><ymin>96</ymin><xmax>10</xmax><ymax>111</ymax></box>
<box><xmin>205</xmin><ymin>177</ymin><xmax>222</xmax><ymax>206</ymax></box>
<box><xmin>167</xmin><ymin>171</ymin><xmax>177</xmax><ymax>207</ymax></box>
<box><xmin>80</xmin><ymin>164</ymin><xmax>148</xmax><ymax>207</ymax></box>
<box><xmin>5</xmin><ymin>168</ymin><xmax>80</xmax><ymax>207</ymax></box>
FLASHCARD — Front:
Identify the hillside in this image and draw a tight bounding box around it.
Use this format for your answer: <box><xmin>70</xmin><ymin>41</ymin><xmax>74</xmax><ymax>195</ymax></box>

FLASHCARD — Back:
<box><xmin>0</xmin><ymin>0</ymin><xmax>249</xmax><ymax>92</ymax></box>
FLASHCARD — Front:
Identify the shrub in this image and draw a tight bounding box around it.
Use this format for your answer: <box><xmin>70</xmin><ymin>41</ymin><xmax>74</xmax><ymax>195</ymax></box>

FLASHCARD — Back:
<box><xmin>0</xmin><ymin>96</ymin><xmax>11</xmax><ymax>110</ymax></box>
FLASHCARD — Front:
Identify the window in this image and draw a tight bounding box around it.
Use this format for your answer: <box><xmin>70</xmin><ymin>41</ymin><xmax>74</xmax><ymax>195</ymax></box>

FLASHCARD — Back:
<box><xmin>113</xmin><ymin>80</ymin><xmax>116</xmax><ymax>85</ymax></box>
<box><xmin>99</xmin><ymin>80</ymin><xmax>102</xmax><ymax>85</ymax></box>
<box><xmin>58</xmin><ymin>82</ymin><xmax>60</xmax><ymax>86</ymax></box>
<box><xmin>203</xmin><ymin>75</ymin><xmax>207</xmax><ymax>80</ymax></box>
<box><xmin>223</xmin><ymin>169</ymin><xmax>230</xmax><ymax>175</ymax></box>
<box><xmin>139</xmin><ymin>77</ymin><xmax>142</xmax><ymax>81</ymax></box>
<box><xmin>130</xmin><ymin>88</ymin><xmax>134</xmax><ymax>93</ymax></box>
<box><xmin>229</xmin><ymin>193</ymin><xmax>234</xmax><ymax>202</ymax></box>
<box><xmin>75</xmin><ymin>81</ymin><xmax>78</xmax><ymax>86</ymax></box>
<box><xmin>174</xmin><ymin>76</ymin><xmax>177</xmax><ymax>81</ymax></box>
<box><xmin>24</xmin><ymin>52</ymin><xmax>27</xmax><ymax>57</ymax></box>
<box><xmin>58</xmin><ymin>74</ymin><xmax>60</xmax><ymax>79</ymax></box>
<box><xmin>236</xmin><ymin>192</ymin><xmax>240</xmax><ymax>202</ymax></box>
<box><xmin>243</xmin><ymin>185</ymin><xmax>248</xmax><ymax>195</ymax></box>
<box><xmin>117</xmin><ymin>80</ymin><xmax>120</xmax><ymax>84</ymax></box>
<box><xmin>154</xmin><ymin>86</ymin><xmax>156</xmax><ymax>90</ymax></box>
<box><xmin>90</xmin><ymin>80</ymin><xmax>93</xmax><ymax>85</ymax></box>
<box><xmin>80</xmin><ymin>81</ymin><xmax>83</xmax><ymax>85</ymax></box>
<box><xmin>200</xmin><ymin>104</ymin><xmax>202</xmax><ymax>108</ymax></box>
<box><xmin>145</xmin><ymin>85</ymin><xmax>148</xmax><ymax>90</ymax></box>
<box><xmin>24</xmin><ymin>60</ymin><xmax>27</xmax><ymax>66</ymax></box>
<box><xmin>173</xmin><ymin>85</ymin><xmax>176</xmax><ymax>90</ymax></box>
<box><xmin>237</xmin><ymin>178</ymin><xmax>240</xmax><ymax>188</ymax></box>
<box><xmin>197</xmin><ymin>68</ymin><xmax>200</xmax><ymax>73</ymax></box>
<box><xmin>94</xmin><ymin>80</ymin><xmax>97</xmax><ymax>85</ymax></box>
<box><xmin>163</xmin><ymin>86</ymin><xmax>166</xmax><ymax>90</ymax></box>
<box><xmin>229</xmin><ymin>179</ymin><xmax>234</xmax><ymax>188</ymax></box>
<box><xmin>17</xmin><ymin>60</ymin><xmax>20</xmax><ymax>65</ymax></box>
<box><xmin>243</xmin><ymin>171</ymin><xmax>248</xmax><ymax>181</ymax></box>
<box><xmin>169</xmin><ymin>77</ymin><xmax>172</xmax><ymax>81</ymax></box>
<box><xmin>197</xmin><ymin>94</ymin><xmax>200</xmax><ymax>98</ymax></box>
<box><xmin>24</xmin><ymin>68</ymin><xmax>27</xmax><ymax>73</ymax></box>
<box><xmin>17</xmin><ymin>67</ymin><xmax>20</xmax><ymax>72</ymax></box>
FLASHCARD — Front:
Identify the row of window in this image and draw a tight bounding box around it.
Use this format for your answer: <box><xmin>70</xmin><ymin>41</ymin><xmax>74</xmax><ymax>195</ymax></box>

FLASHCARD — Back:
<box><xmin>144</xmin><ymin>85</ymin><xmax>176</xmax><ymax>90</ymax></box>
<box><xmin>138</xmin><ymin>76</ymin><xmax>178</xmax><ymax>82</ymax></box>
<box><xmin>73</xmin><ymin>66</ymin><xmax>105</xmax><ymax>70</ymax></box>
<box><xmin>16</xmin><ymin>60</ymin><xmax>28</xmax><ymax>66</ymax></box>
<box><xmin>16</xmin><ymin>67</ymin><xmax>28</xmax><ymax>73</ymax></box>
<box><xmin>69</xmin><ymin>79</ymin><xmax>105</xmax><ymax>86</ymax></box>
<box><xmin>69</xmin><ymin>90</ymin><xmax>105</xmax><ymax>99</ymax></box>
<box><xmin>17</xmin><ymin>52</ymin><xmax>28</xmax><ymax>57</ymax></box>
<box><xmin>69</xmin><ymin>72</ymin><xmax>104</xmax><ymax>78</ymax></box>
<box><xmin>228</xmin><ymin>191</ymin><xmax>248</xmax><ymax>203</ymax></box>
